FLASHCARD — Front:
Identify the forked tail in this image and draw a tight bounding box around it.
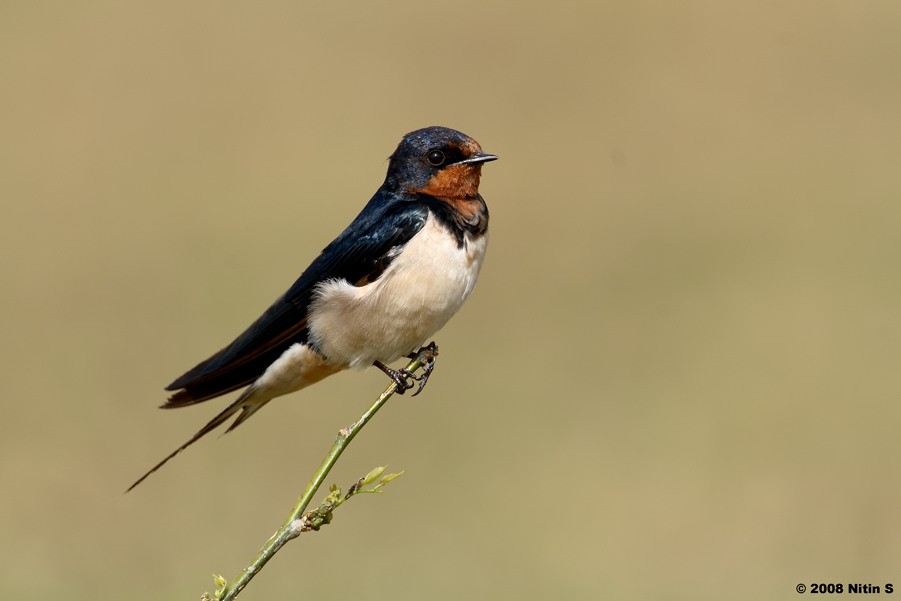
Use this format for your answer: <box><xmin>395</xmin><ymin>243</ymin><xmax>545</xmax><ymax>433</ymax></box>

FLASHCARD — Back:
<box><xmin>125</xmin><ymin>387</ymin><xmax>267</xmax><ymax>492</ymax></box>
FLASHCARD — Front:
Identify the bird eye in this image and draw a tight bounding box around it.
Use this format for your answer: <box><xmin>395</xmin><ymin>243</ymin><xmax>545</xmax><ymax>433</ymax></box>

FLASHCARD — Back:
<box><xmin>426</xmin><ymin>150</ymin><xmax>446</xmax><ymax>166</ymax></box>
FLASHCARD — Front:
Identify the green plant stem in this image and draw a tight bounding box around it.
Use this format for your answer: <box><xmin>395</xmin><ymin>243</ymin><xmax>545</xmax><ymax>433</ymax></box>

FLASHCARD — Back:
<box><xmin>218</xmin><ymin>349</ymin><xmax>432</xmax><ymax>601</ymax></box>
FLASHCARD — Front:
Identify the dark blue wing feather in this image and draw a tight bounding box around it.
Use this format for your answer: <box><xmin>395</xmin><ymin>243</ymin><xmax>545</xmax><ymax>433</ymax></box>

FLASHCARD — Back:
<box><xmin>163</xmin><ymin>193</ymin><xmax>429</xmax><ymax>405</ymax></box>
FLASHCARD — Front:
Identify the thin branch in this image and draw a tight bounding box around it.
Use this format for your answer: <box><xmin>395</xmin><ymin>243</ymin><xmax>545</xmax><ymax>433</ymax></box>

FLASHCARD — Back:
<box><xmin>212</xmin><ymin>343</ymin><xmax>438</xmax><ymax>601</ymax></box>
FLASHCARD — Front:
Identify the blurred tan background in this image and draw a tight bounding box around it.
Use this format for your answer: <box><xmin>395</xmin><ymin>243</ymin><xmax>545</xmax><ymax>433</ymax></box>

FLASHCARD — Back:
<box><xmin>2</xmin><ymin>1</ymin><xmax>900</xmax><ymax>599</ymax></box>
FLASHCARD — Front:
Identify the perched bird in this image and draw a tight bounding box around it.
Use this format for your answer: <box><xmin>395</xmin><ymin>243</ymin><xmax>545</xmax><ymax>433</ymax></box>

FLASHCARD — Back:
<box><xmin>128</xmin><ymin>126</ymin><xmax>496</xmax><ymax>491</ymax></box>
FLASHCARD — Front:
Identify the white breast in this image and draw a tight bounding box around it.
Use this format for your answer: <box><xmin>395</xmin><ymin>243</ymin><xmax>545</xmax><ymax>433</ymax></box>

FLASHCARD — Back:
<box><xmin>307</xmin><ymin>215</ymin><xmax>487</xmax><ymax>368</ymax></box>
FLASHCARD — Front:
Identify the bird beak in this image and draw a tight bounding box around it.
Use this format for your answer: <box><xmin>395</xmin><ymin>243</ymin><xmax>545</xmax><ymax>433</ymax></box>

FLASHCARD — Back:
<box><xmin>451</xmin><ymin>152</ymin><xmax>499</xmax><ymax>166</ymax></box>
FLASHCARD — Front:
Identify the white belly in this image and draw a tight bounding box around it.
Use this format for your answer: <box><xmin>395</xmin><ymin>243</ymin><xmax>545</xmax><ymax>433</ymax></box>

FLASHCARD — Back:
<box><xmin>307</xmin><ymin>216</ymin><xmax>487</xmax><ymax>368</ymax></box>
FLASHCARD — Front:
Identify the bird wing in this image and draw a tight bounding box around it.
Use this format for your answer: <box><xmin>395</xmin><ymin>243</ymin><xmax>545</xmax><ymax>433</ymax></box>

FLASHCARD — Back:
<box><xmin>162</xmin><ymin>196</ymin><xmax>429</xmax><ymax>406</ymax></box>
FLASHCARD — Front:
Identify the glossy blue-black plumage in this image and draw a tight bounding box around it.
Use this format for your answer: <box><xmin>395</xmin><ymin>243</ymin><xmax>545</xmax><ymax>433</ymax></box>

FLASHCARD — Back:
<box><xmin>164</xmin><ymin>193</ymin><xmax>429</xmax><ymax>405</ymax></box>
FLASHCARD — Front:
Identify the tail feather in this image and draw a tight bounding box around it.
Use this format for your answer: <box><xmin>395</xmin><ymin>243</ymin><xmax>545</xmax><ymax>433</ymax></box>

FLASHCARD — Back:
<box><xmin>126</xmin><ymin>387</ymin><xmax>264</xmax><ymax>492</ymax></box>
<box><xmin>160</xmin><ymin>378</ymin><xmax>255</xmax><ymax>409</ymax></box>
<box><xmin>224</xmin><ymin>401</ymin><xmax>270</xmax><ymax>434</ymax></box>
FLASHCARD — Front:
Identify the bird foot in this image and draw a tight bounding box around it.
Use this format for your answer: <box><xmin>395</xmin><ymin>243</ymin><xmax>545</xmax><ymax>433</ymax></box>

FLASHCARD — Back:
<box><xmin>407</xmin><ymin>341</ymin><xmax>438</xmax><ymax>396</ymax></box>
<box><xmin>375</xmin><ymin>342</ymin><xmax>439</xmax><ymax>396</ymax></box>
<box><xmin>374</xmin><ymin>362</ymin><xmax>417</xmax><ymax>394</ymax></box>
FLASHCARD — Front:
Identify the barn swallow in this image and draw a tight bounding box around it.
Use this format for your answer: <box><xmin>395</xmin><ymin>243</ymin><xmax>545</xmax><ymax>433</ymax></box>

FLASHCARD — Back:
<box><xmin>127</xmin><ymin>126</ymin><xmax>496</xmax><ymax>491</ymax></box>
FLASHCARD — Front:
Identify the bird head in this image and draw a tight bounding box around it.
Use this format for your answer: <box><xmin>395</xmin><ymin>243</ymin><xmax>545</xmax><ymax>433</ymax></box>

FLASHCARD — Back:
<box><xmin>384</xmin><ymin>126</ymin><xmax>497</xmax><ymax>199</ymax></box>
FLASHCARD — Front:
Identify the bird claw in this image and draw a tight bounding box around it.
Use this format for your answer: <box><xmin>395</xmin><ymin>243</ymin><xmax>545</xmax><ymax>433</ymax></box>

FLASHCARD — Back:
<box><xmin>376</xmin><ymin>342</ymin><xmax>439</xmax><ymax>396</ymax></box>
<box><xmin>374</xmin><ymin>364</ymin><xmax>417</xmax><ymax>394</ymax></box>
<box><xmin>407</xmin><ymin>342</ymin><xmax>438</xmax><ymax>396</ymax></box>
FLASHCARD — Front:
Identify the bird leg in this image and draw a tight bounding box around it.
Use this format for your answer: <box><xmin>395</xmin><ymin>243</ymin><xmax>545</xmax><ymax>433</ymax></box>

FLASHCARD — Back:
<box><xmin>374</xmin><ymin>342</ymin><xmax>439</xmax><ymax>396</ymax></box>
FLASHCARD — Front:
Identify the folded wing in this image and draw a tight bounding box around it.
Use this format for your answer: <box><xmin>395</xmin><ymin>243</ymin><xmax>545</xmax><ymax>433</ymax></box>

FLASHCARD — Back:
<box><xmin>162</xmin><ymin>196</ymin><xmax>429</xmax><ymax>407</ymax></box>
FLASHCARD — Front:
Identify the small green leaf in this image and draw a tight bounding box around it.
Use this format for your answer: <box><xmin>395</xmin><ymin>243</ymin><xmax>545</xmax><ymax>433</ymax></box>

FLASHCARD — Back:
<box><xmin>378</xmin><ymin>471</ymin><xmax>404</xmax><ymax>485</ymax></box>
<box><xmin>372</xmin><ymin>470</ymin><xmax>404</xmax><ymax>490</ymax></box>
<box><xmin>212</xmin><ymin>574</ymin><xmax>228</xmax><ymax>599</ymax></box>
<box><xmin>361</xmin><ymin>466</ymin><xmax>387</xmax><ymax>485</ymax></box>
<box><xmin>324</xmin><ymin>488</ymin><xmax>341</xmax><ymax>504</ymax></box>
